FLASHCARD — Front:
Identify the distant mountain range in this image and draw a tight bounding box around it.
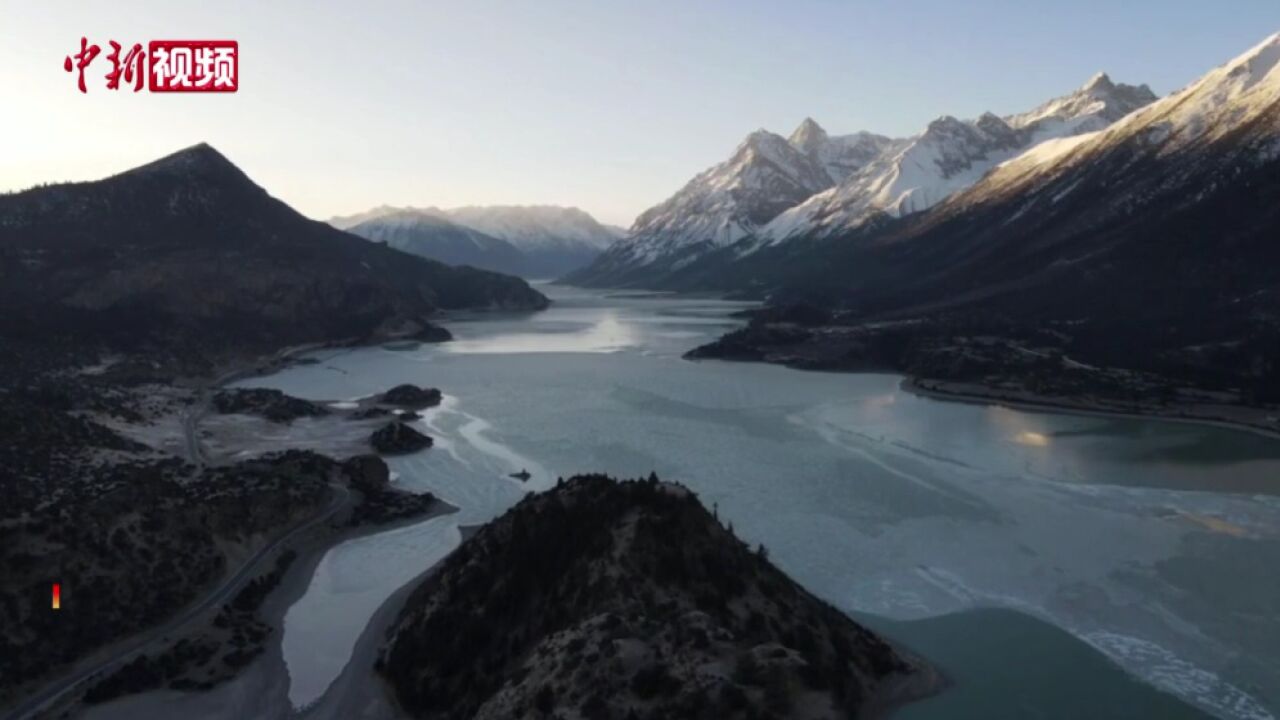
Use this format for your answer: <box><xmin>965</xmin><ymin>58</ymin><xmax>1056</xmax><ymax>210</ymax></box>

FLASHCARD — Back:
<box><xmin>756</xmin><ymin>73</ymin><xmax>1156</xmax><ymax>246</ymax></box>
<box><xmin>564</xmin><ymin>71</ymin><xmax>1157</xmax><ymax>288</ymax></box>
<box><xmin>0</xmin><ymin>144</ymin><xmax>547</xmax><ymax>366</ymax></box>
<box><xmin>331</xmin><ymin>205</ymin><xmax>622</xmax><ymax>278</ymax></box>
<box><xmin>340</xmin><ymin>209</ymin><xmax>532</xmax><ymax>279</ymax></box>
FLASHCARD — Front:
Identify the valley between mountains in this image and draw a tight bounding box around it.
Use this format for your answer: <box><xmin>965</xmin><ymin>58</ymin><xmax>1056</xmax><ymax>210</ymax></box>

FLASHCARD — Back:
<box><xmin>576</xmin><ymin>33</ymin><xmax>1280</xmax><ymax>439</ymax></box>
<box><xmin>4</xmin><ymin>26</ymin><xmax>1280</xmax><ymax>720</ymax></box>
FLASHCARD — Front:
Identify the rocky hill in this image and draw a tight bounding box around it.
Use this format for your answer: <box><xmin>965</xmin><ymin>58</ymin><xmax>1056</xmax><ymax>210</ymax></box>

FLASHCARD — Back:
<box><xmin>380</xmin><ymin>474</ymin><xmax>931</xmax><ymax>720</ymax></box>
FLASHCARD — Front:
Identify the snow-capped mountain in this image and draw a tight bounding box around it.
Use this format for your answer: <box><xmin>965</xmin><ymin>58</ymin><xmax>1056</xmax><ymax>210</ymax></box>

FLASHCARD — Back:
<box><xmin>787</xmin><ymin>118</ymin><xmax>904</xmax><ymax>185</ymax></box>
<box><xmin>734</xmin><ymin>31</ymin><xmax>1280</xmax><ymax>332</ymax></box>
<box><xmin>445</xmin><ymin>205</ymin><xmax>621</xmax><ymax>276</ymax></box>
<box><xmin>757</xmin><ymin>73</ymin><xmax>1156</xmax><ymax>244</ymax></box>
<box><xmin>332</xmin><ymin>205</ymin><xmax>618</xmax><ymax>277</ymax></box>
<box><xmin>959</xmin><ymin>34</ymin><xmax>1280</xmax><ymax>210</ymax></box>
<box><xmin>345</xmin><ymin>209</ymin><xmax>530</xmax><ymax>277</ymax></box>
<box><xmin>563</xmin><ymin>122</ymin><xmax>896</xmax><ymax>287</ymax></box>
<box><xmin>568</xmin><ymin>74</ymin><xmax>1153</xmax><ymax>289</ymax></box>
<box><xmin>329</xmin><ymin>204</ymin><xmax>405</xmax><ymax>231</ymax></box>
<box><xmin>1005</xmin><ymin>72</ymin><xmax>1158</xmax><ymax>141</ymax></box>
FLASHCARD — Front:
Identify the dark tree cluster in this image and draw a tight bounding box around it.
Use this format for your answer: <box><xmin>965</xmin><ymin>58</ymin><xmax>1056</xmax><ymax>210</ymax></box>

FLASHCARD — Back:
<box><xmin>689</xmin><ymin>304</ymin><xmax>1280</xmax><ymax>417</ymax></box>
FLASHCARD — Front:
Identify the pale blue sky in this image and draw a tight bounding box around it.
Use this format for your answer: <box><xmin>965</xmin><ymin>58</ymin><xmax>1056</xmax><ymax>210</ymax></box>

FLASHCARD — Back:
<box><xmin>2</xmin><ymin>0</ymin><xmax>1277</xmax><ymax>226</ymax></box>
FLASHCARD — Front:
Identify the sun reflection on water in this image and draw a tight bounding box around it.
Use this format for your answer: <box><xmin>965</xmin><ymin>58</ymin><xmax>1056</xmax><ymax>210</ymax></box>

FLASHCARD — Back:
<box><xmin>1014</xmin><ymin>431</ymin><xmax>1051</xmax><ymax>447</ymax></box>
<box><xmin>444</xmin><ymin>311</ymin><xmax>639</xmax><ymax>354</ymax></box>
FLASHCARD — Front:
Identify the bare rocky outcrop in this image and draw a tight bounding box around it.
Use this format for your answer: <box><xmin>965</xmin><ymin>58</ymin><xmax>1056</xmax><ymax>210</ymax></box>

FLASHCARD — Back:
<box><xmin>379</xmin><ymin>384</ymin><xmax>444</xmax><ymax>410</ymax></box>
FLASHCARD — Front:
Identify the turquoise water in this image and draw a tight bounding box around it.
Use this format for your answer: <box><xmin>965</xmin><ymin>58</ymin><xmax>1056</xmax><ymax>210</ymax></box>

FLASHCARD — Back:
<box><xmin>245</xmin><ymin>284</ymin><xmax>1280</xmax><ymax>719</ymax></box>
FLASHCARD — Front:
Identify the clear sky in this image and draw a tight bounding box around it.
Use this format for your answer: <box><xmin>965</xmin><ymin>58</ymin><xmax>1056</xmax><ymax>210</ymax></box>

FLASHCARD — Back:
<box><xmin>2</xmin><ymin>0</ymin><xmax>1278</xmax><ymax>227</ymax></box>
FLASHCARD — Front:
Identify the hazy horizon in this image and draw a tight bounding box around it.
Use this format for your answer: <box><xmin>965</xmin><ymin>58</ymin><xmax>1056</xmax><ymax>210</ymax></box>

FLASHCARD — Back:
<box><xmin>3</xmin><ymin>0</ymin><xmax>1278</xmax><ymax>227</ymax></box>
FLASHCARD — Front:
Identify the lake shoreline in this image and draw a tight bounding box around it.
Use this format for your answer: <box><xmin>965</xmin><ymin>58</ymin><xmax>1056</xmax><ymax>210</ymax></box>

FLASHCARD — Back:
<box><xmin>299</xmin><ymin>524</ymin><xmax>481</xmax><ymax>720</ymax></box>
<box><xmin>902</xmin><ymin>376</ymin><xmax>1280</xmax><ymax>441</ymax></box>
<box><xmin>73</xmin><ymin>501</ymin><xmax>458</xmax><ymax>720</ymax></box>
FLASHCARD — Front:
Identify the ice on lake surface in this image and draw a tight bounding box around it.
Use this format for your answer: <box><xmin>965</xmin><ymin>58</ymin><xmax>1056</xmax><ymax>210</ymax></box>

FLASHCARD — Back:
<box><xmin>241</xmin><ymin>284</ymin><xmax>1280</xmax><ymax>719</ymax></box>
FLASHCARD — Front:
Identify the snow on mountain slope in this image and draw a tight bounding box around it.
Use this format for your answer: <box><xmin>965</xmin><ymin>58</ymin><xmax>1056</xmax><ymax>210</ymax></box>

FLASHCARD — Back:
<box><xmin>328</xmin><ymin>205</ymin><xmax>408</xmax><ymax>230</ymax></box>
<box><xmin>345</xmin><ymin>209</ymin><xmax>530</xmax><ymax>276</ymax></box>
<box><xmin>627</xmin><ymin>130</ymin><xmax>835</xmax><ymax>250</ymax></box>
<box><xmin>332</xmin><ymin>205</ymin><xmax>620</xmax><ymax>277</ymax></box>
<box><xmin>565</xmin><ymin>121</ymin><xmax>896</xmax><ymax>286</ymax></box>
<box><xmin>1006</xmin><ymin>72</ymin><xmax>1158</xmax><ymax>141</ymax></box>
<box><xmin>805</xmin><ymin>30</ymin><xmax>1280</xmax><ymax>331</ymax></box>
<box><xmin>757</xmin><ymin>73</ymin><xmax>1157</xmax><ymax>245</ymax></box>
<box><xmin>444</xmin><ymin>205</ymin><xmax>619</xmax><ymax>276</ymax></box>
<box><xmin>964</xmin><ymin>31</ymin><xmax>1280</xmax><ymax>211</ymax></box>
<box><xmin>788</xmin><ymin>118</ymin><xmax>902</xmax><ymax>186</ymax></box>
<box><xmin>445</xmin><ymin>206</ymin><xmax>619</xmax><ymax>252</ymax></box>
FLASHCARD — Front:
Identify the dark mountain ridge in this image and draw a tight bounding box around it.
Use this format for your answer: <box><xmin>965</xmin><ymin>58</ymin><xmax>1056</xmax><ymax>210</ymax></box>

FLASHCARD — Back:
<box><xmin>0</xmin><ymin>143</ymin><xmax>547</xmax><ymax>369</ymax></box>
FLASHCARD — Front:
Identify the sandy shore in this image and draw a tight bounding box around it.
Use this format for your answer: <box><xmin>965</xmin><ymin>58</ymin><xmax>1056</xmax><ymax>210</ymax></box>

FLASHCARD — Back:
<box><xmin>903</xmin><ymin>376</ymin><xmax>1280</xmax><ymax>441</ymax></box>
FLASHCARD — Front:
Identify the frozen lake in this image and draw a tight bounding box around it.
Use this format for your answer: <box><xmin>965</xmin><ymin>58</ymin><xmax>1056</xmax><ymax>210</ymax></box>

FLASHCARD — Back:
<box><xmin>242</xmin><ymin>284</ymin><xmax>1280</xmax><ymax>719</ymax></box>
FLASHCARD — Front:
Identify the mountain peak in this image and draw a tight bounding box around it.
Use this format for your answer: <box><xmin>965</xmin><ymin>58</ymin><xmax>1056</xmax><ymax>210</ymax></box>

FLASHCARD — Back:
<box><xmin>739</xmin><ymin>128</ymin><xmax>793</xmax><ymax>158</ymax></box>
<box><xmin>159</xmin><ymin>142</ymin><xmax>230</xmax><ymax>166</ymax></box>
<box><xmin>1082</xmin><ymin>71</ymin><xmax>1115</xmax><ymax>92</ymax></box>
<box><xmin>1222</xmin><ymin>30</ymin><xmax>1280</xmax><ymax>84</ymax></box>
<box><xmin>1003</xmin><ymin>72</ymin><xmax>1157</xmax><ymax>133</ymax></box>
<box><xmin>788</xmin><ymin>116</ymin><xmax>829</xmax><ymax>152</ymax></box>
<box><xmin>1239</xmin><ymin>30</ymin><xmax>1280</xmax><ymax>59</ymax></box>
<box><xmin>977</xmin><ymin>111</ymin><xmax>1007</xmax><ymax>126</ymax></box>
<box><xmin>925</xmin><ymin>115</ymin><xmax>968</xmax><ymax>135</ymax></box>
<box><xmin>123</xmin><ymin>142</ymin><xmax>245</xmax><ymax>181</ymax></box>
<box><xmin>975</xmin><ymin>112</ymin><xmax>1017</xmax><ymax>142</ymax></box>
